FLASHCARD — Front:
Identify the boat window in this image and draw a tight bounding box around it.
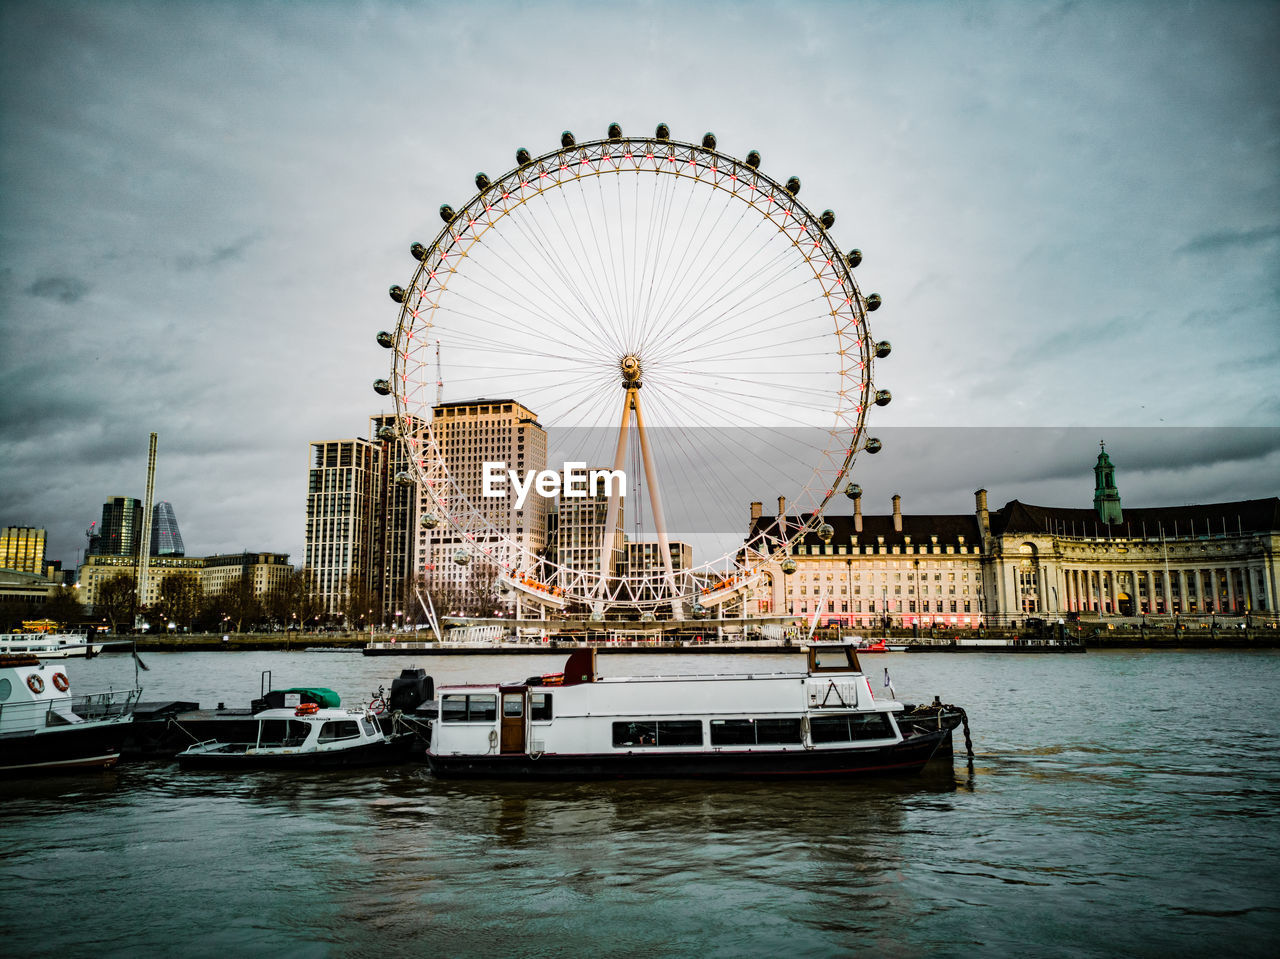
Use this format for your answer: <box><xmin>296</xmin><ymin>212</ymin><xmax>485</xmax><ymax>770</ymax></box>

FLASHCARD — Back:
<box><xmin>441</xmin><ymin>693</ymin><xmax>498</xmax><ymax>722</ymax></box>
<box><xmin>360</xmin><ymin>717</ymin><xmax>379</xmax><ymax>737</ymax></box>
<box><xmin>318</xmin><ymin>720</ymin><xmax>360</xmax><ymax>743</ymax></box>
<box><xmin>710</xmin><ymin>718</ymin><xmax>803</xmax><ymax>746</ymax></box>
<box><xmin>612</xmin><ymin>720</ymin><xmax>704</xmax><ymax>748</ymax></box>
<box><xmin>258</xmin><ymin>719</ymin><xmax>311</xmax><ymax>747</ymax></box>
<box><xmin>530</xmin><ymin>692</ymin><xmax>552</xmax><ymax>722</ymax></box>
<box><xmin>502</xmin><ymin>693</ymin><xmax>524</xmax><ymax>718</ymax></box>
<box><xmin>0</xmin><ymin>678</ymin><xmax>10</xmax><ymax>700</ymax></box>
<box><xmin>810</xmin><ymin>713</ymin><xmax>894</xmax><ymax>742</ymax></box>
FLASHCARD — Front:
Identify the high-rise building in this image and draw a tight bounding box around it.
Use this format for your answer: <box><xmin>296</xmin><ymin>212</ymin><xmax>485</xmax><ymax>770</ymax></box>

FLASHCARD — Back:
<box><xmin>424</xmin><ymin>399</ymin><xmax>551</xmax><ymax>602</ymax></box>
<box><xmin>304</xmin><ymin>437</ymin><xmax>382</xmax><ymax>615</ymax></box>
<box><xmin>624</xmin><ymin>540</ymin><xmax>692</xmax><ymax>605</ymax></box>
<box><xmin>93</xmin><ymin>496</ymin><xmax>144</xmax><ymax>557</ymax></box>
<box><xmin>554</xmin><ymin>466</ymin><xmax>625</xmax><ymax>595</ymax></box>
<box><xmin>370</xmin><ymin>413</ymin><xmax>427</xmax><ymax>619</ymax></box>
<box><xmin>151</xmin><ymin>501</ymin><xmax>185</xmax><ymax>556</ymax></box>
<box><xmin>0</xmin><ymin>526</ymin><xmax>46</xmax><ymax>575</ymax></box>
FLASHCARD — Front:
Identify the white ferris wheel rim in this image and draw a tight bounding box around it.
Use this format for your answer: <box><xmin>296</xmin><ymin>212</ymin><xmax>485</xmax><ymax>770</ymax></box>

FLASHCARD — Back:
<box><xmin>381</xmin><ymin>129</ymin><xmax>885</xmax><ymax>613</ymax></box>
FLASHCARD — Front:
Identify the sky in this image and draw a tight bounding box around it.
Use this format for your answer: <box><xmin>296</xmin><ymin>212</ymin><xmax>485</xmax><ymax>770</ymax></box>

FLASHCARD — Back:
<box><xmin>1</xmin><ymin>0</ymin><xmax>1277</xmax><ymax>570</ymax></box>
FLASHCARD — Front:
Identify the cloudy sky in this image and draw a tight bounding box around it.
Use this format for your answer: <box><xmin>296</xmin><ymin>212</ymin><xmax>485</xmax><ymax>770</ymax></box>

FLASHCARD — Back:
<box><xmin>1</xmin><ymin>0</ymin><xmax>1277</xmax><ymax>569</ymax></box>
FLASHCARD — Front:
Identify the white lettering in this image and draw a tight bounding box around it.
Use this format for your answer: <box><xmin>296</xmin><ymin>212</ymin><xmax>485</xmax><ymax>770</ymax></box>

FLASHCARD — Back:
<box><xmin>509</xmin><ymin>468</ymin><xmax>536</xmax><ymax>510</ymax></box>
<box><xmin>563</xmin><ymin>462</ymin><xmax>587</xmax><ymax>498</ymax></box>
<box><xmin>481</xmin><ymin>463</ymin><xmax>629</xmax><ymax>504</ymax></box>
<box><xmin>590</xmin><ymin>468</ymin><xmax>627</xmax><ymax>499</ymax></box>
<box><xmin>483</xmin><ymin>462</ymin><xmax>507</xmax><ymax>499</ymax></box>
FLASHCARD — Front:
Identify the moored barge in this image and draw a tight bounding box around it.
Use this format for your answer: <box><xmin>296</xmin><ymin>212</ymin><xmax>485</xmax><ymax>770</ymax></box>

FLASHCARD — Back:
<box><xmin>426</xmin><ymin>645</ymin><xmax>965</xmax><ymax>780</ymax></box>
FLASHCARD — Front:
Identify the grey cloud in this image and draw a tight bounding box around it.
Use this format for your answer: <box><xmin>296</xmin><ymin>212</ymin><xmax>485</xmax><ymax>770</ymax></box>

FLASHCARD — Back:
<box><xmin>1178</xmin><ymin>226</ymin><xmax>1280</xmax><ymax>255</ymax></box>
<box><xmin>174</xmin><ymin>234</ymin><xmax>259</xmax><ymax>271</ymax></box>
<box><xmin>25</xmin><ymin>276</ymin><xmax>89</xmax><ymax>303</ymax></box>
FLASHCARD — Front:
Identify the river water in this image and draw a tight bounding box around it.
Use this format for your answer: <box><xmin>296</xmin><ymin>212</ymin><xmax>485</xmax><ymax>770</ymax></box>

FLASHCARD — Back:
<box><xmin>2</xmin><ymin>649</ymin><xmax>1277</xmax><ymax>957</ymax></box>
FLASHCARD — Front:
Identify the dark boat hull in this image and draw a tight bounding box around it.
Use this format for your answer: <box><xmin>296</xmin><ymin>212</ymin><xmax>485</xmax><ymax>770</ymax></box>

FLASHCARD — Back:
<box><xmin>427</xmin><ymin>727</ymin><xmax>950</xmax><ymax>780</ymax></box>
<box><xmin>0</xmin><ymin>722</ymin><xmax>130</xmax><ymax>777</ymax></box>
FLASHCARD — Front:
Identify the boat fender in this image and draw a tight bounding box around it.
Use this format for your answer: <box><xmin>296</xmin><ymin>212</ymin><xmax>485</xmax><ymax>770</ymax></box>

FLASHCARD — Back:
<box><xmin>27</xmin><ymin>673</ymin><xmax>44</xmax><ymax>694</ymax></box>
<box><xmin>52</xmin><ymin>672</ymin><xmax>69</xmax><ymax>692</ymax></box>
<box><xmin>488</xmin><ymin>728</ymin><xmax>499</xmax><ymax>753</ymax></box>
<box><xmin>369</xmin><ymin>698</ymin><xmax>386</xmax><ymax>716</ymax></box>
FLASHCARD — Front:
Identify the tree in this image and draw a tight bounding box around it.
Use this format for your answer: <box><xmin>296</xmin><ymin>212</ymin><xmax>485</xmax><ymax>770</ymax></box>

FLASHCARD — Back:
<box><xmin>156</xmin><ymin>573</ymin><xmax>203</xmax><ymax>631</ymax></box>
<box><xmin>41</xmin><ymin>586</ymin><xmax>86</xmax><ymax>628</ymax></box>
<box><xmin>342</xmin><ymin>575</ymin><xmax>379</xmax><ymax>631</ymax></box>
<box><xmin>213</xmin><ymin>577</ymin><xmax>261</xmax><ymax>633</ymax></box>
<box><xmin>266</xmin><ymin>567</ymin><xmax>323</xmax><ymax>629</ymax></box>
<box><xmin>96</xmin><ymin>572</ymin><xmax>137</xmax><ymax>633</ymax></box>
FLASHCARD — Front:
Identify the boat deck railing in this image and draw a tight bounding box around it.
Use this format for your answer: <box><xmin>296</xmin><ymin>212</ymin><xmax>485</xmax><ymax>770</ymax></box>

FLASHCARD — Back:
<box><xmin>0</xmin><ymin>687</ymin><xmax>141</xmax><ymax>733</ymax></box>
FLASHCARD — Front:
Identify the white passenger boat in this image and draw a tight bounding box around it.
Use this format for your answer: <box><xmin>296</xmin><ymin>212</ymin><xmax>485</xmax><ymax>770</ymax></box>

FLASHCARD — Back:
<box><xmin>426</xmin><ymin>645</ymin><xmax>966</xmax><ymax>780</ymax></box>
<box><xmin>175</xmin><ymin>697</ymin><xmax>416</xmax><ymax>769</ymax></box>
<box><xmin>0</xmin><ymin>654</ymin><xmax>141</xmax><ymax>776</ymax></box>
<box><xmin>0</xmin><ymin>632</ymin><xmax>104</xmax><ymax>659</ymax></box>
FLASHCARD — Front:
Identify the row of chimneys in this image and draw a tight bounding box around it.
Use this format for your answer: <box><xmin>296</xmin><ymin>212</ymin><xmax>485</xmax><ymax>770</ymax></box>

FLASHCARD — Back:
<box><xmin>750</xmin><ymin>489</ymin><xmax>992</xmax><ymax>537</ymax></box>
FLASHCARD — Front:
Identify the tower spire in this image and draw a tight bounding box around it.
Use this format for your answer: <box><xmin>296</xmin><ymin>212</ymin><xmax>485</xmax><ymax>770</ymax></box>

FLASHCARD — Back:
<box><xmin>1093</xmin><ymin>440</ymin><xmax>1123</xmax><ymax>525</ymax></box>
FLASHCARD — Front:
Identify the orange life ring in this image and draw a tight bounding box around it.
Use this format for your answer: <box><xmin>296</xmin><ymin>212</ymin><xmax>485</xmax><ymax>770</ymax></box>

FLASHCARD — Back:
<box><xmin>52</xmin><ymin>672</ymin><xmax>69</xmax><ymax>692</ymax></box>
<box><xmin>26</xmin><ymin>673</ymin><xmax>45</xmax><ymax>694</ymax></box>
<box><xmin>294</xmin><ymin>702</ymin><xmax>319</xmax><ymax>716</ymax></box>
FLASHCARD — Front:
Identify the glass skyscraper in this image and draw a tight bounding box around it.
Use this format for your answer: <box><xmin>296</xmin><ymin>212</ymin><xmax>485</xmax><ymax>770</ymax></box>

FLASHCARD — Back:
<box><xmin>151</xmin><ymin>501</ymin><xmax>185</xmax><ymax>556</ymax></box>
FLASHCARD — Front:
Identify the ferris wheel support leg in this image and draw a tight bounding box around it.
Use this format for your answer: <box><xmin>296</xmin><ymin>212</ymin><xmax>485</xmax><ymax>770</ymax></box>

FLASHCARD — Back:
<box><xmin>631</xmin><ymin>389</ymin><xmax>681</xmax><ymax>619</ymax></box>
<box><xmin>593</xmin><ymin>391</ymin><xmax>633</xmax><ymax>616</ymax></box>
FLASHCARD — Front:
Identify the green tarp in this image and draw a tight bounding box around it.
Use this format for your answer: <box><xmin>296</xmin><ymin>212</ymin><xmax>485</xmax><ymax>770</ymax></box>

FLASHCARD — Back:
<box><xmin>277</xmin><ymin>687</ymin><xmax>341</xmax><ymax>708</ymax></box>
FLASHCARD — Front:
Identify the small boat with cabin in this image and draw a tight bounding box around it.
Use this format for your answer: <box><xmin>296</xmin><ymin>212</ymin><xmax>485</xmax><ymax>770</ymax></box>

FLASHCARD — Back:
<box><xmin>174</xmin><ymin>688</ymin><xmax>417</xmax><ymax>768</ymax></box>
<box><xmin>425</xmin><ymin>645</ymin><xmax>967</xmax><ymax>780</ymax></box>
<box><xmin>0</xmin><ymin>654</ymin><xmax>141</xmax><ymax>776</ymax></box>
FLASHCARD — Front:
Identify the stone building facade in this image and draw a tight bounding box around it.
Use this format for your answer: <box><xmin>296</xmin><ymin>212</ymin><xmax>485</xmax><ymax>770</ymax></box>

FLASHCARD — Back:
<box><xmin>748</xmin><ymin>449</ymin><xmax>1278</xmax><ymax>627</ymax></box>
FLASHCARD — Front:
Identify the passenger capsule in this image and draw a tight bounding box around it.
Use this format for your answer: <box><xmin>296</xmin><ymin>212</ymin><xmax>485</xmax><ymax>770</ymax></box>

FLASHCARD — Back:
<box><xmin>692</xmin><ymin>603</ymin><xmax>707</xmax><ymax>618</ymax></box>
<box><xmin>394</xmin><ymin>471</ymin><xmax>414</xmax><ymax>487</ymax></box>
<box><xmin>410</xmin><ymin>242</ymin><xmax>427</xmax><ymax>261</ymax></box>
<box><xmin>516</xmin><ymin>147</ymin><xmax>532</xmax><ymax>166</ymax></box>
<box><xmin>655</xmin><ymin>122</ymin><xmax>670</xmax><ymax>140</ymax></box>
<box><xmin>640</xmin><ymin>610</ymin><xmax>656</xmax><ymax>622</ymax></box>
<box><xmin>475</xmin><ymin>172</ymin><xmax>491</xmax><ymax>191</ymax></box>
<box><xmin>785</xmin><ymin>176</ymin><xmax>801</xmax><ymax>195</ymax></box>
<box><xmin>745</xmin><ymin>150</ymin><xmax>761</xmax><ymax>168</ymax></box>
<box><xmin>373</xmin><ymin>379</ymin><xmax>391</xmax><ymax>396</ymax></box>
<box><xmin>820</xmin><ymin>210</ymin><xmax>835</xmax><ymax>229</ymax></box>
<box><xmin>607</xmin><ymin>122</ymin><xmax>623</xmax><ymax>140</ymax></box>
<box><xmin>376</xmin><ymin>425</ymin><xmax>396</xmax><ymax>441</ymax></box>
<box><xmin>865</xmin><ymin>437</ymin><xmax>883</xmax><ymax>454</ymax></box>
<box><xmin>865</xmin><ymin>293</ymin><xmax>882</xmax><ymax>311</ymax></box>
<box><xmin>702</xmin><ymin>132</ymin><xmax>717</xmax><ymax>150</ymax></box>
<box><xmin>843</xmin><ymin>482</ymin><xmax>861</xmax><ymax>500</ymax></box>
<box><xmin>781</xmin><ymin>558</ymin><xmax>798</xmax><ymax>575</ymax></box>
<box><xmin>875</xmin><ymin>389</ymin><xmax>892</xmax><ymax>406</ymax></box>
<box><xmin>875</xmin><ymin>340</ymin><xmax>892</xmax><ymax>359</ymax></box>
<box><xmin>817</xmin><ymin>522</ymin><xmax>835</xmax><ymax>544</ymax></box>
<box><xmin>376</xmin><ymin>331</ymin><xmax>394</xmax><ymax>349</ymax></box>
<box><xmin>589</xmin><ymin>609</ymin><xmax>605</xmax><ymax>622</ymax></box>
<box><xmin>454</xmin><ymin>549</ymin><xmax>471</xmax><ymax>566</ymax></box>
<box><xmin>439</xmin><ymin>204</ymin><xmax>455</xmax><ymax>223</ymax></box>
<box><xmin>420</xmin><ymin>512</ymin><xmax>440</xmax><ymax>530</ymax></box>
<box><xmin>389</xmin><ymin>285</ymin><xmax>405</xmax><ymax>304</ymax></box>
<box><xmin>560</xmin><ymin>130</ymin><xmax>575</xmax><ymax>148</ymax></box>
<box><xmin>845</xmin><ymin>249</ymin><xmax>862</xmax><ymax>268</ymax></box>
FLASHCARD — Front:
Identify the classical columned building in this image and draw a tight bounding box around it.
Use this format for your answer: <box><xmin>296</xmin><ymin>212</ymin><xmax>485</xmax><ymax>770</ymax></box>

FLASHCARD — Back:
<box><xmin>744</xmin><ymin>447</ymin><xmax>1278</xmax><ymax>627</ymax></box>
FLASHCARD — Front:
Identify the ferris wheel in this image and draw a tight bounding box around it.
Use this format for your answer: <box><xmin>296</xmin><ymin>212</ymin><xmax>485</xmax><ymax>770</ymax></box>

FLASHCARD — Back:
<box><xmin>374</xmin><ymin>123</ymin><xmax>891</xmax><ymax>618</ymax></box>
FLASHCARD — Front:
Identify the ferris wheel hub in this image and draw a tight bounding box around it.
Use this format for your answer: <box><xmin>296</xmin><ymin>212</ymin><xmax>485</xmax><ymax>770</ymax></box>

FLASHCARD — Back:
<box><xmin>619</xmin><ymin>353</ymin><xmax>643</xmax><ymax>388</ymax></box>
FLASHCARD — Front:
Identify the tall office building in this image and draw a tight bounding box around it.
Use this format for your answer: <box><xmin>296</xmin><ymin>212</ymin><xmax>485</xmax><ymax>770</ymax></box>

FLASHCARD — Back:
<box><xmin>0</xmin><ymin>526</ymin><xmax>46</xmax><ymax>575</ymax></box>
<box><xmin>424</xmin><ymin>399</ymin><xmax>551</xmax><ymax>603</ymax></box>
<box><xmin>554</xmin><ymin>466</ymin><xmax>625</xmax><ymax>594</ymax></box>
<box><xmin>151</xmin><ymin>501</ymin><xmax>185</xmax><ymax>556</ymax></box>
<box><xmin>304</xmin><ymin>437</ymin><xmax>382</xmax><ymax>615</ymax></box>
<box><xmin>93</xmin><ymin>496</ymin><xmax>144</xmax><ymax>557</ymax></box>
<box><xmin>370</xmin><ymin>413</ymin><xmax>427</xmax><ymax>619</ymax></box>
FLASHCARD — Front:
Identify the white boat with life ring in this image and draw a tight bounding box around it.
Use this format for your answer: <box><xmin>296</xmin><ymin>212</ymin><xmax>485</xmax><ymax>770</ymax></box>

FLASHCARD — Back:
<box><xmin>0</xmin><ymin>654</ymin><xmax>141</xmax><ymax>776</ymax></box>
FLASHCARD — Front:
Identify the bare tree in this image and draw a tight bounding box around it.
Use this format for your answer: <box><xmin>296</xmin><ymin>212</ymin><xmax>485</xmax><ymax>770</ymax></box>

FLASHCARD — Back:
<box><xmin>96</xmin><ymin>572</ymin><xmax>137</xmax><ymax>633</ymax></box>
<box><xmin>42</xmin><ymin>586</ymin><xmax>87</xmax><ymax>628</ymax></box>
<box><xmin>156</xmin><ymin>573</ymin><xmax>203</xmax><ymax>630</ymax></box>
